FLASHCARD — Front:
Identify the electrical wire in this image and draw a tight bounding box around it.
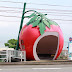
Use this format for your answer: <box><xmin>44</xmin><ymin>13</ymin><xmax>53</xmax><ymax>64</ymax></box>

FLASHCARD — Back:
<box><xmin>0</xmin><ymin>6</ymin><xmax>72</xmax><ymax>12</ymax></box>
<box><xmin>26</xmin><ymin>8</ymin><xmax>72</xmax><ymax>12</ymax></box>
<box><xmin>41</xmin><ymin>12</ymin><xmax>72</xmax><ymax>14</ymax></box>
<box><xmin>0</xmin><ymin>0</ymin><xmax>23</xmax><ymax>4</ymax></box>
<box><xmin>0</xmin><ymin>6</ymin><xmax>23</xmax><ymax>9</ymax></box>
<box><xmin>0</xmin><ymin>9</ymin><xmax>72</xmax><ymax>15</ymax></box>
<box><xmin>47</xmin><ymin>14</ymin><xmax>72</xmax><ymax>17</ymax></box>
<box><xmin>0</xmin><ymin>10</ymin><xmax>72</xmax><ymax>18</ymax></box>
<box><xmin>27</xmin><ymin>3</ymin><xmax>72</xmax><ymax>7</ymax></box>
<box><xmin>0</xmin><ymin>0</ymin><xmax>72</xmax><ymax>8</ymax></box>
<box><xmin>0</xmin><ymin>6</ymin><xmax>72</xmax><ymax>13</ymax></box>
<box><xmin>0</xmin><ymin>14</ymin><xmax>72</xmax><ymax>22</ymax></box>
<box><xmin>0</xmin><ymin>20</ymin><xmax>20</xmax><ymax>22</ymax></box>
<box><xmin>0</xmin><ymin>15</ymin><xmax>21</xmax><ymax>18</ymax></box>
<box><xmin>51</xmin><ymin>19</ymin><xmax>72</xmax><ymax>21</ymax></box>
<box><xmin>0</xmin><ymin>10</ymin><xmax>22</xmax><ymax>13</ymax></box>
<box><xmin>0</xmin><ymin>9</ymin><xmax>22</xmax><ymax>12</ymax></box>
<box><xmin>0</xmin><ymin>0</ymin><xmax>72</xmax><ymax>40</ymax></box>
<box><xmin>0</xmin><ymin>13</ymin><xmax>72</xmax><ymax>21</ymax></box>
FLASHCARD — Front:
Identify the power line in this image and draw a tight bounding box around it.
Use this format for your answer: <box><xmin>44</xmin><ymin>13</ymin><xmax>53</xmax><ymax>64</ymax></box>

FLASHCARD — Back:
<box><xmin>0</xmin><ymin>6</ymin><xmax>23</xmax><ymax>9</ymax></box>
<box><xmin>51</xmin><ymin>19</ymin><xmax>72</xmax><ymax>21</ymax></box>
<box><xmin>0</xmin><ymin>13</ymin><xmax>72</xmax><ymax>18</ymax></box>
<box><xmin>0</xmin><ymin>20</ymin><xmax>20</xmax><ymax>22</ymax></box>
<box><xmin>0</xmin><ymin>15</ymin><xmax>21</xmax><ymax>18</ymax></box>
<box><xmin>0</xmin><ymin>9</ymin><xmax>72</xmax><ymax>14</ymax></box>
<box><xmin>0</xmin><ymin>19</ymin><xmax>72</xmax><ymax>23</ymax></box>
<box><xmin>0</xmin><ymin>0</ymin><xmax>23</xmax><ymax>4</ymax></box>
<box><xmin>26</xmin><ymin>8</ymin><xmax>72</xmax><ymax>12</ymax></box>
<box><xmin>27</xmin><ymin>3</ymin><xmax>72</xmax><ymax>8</ymax></box>
<box><xmin>0</xmin><ymin>20</ymin><xmax>28</xmax><ymax>23</ymax></box>
<box><xmin>0</xmin><ymin>0</ymin><xmax>72</xmax><ymax>8</ymax></box>
<box><xmin>0</xmin><ymin>10</ymin><xmax>22</xmax><ymax>13</ymax></box>
<box><xmin>0</xmin><ymin>14</ymin><xmax>72</xmax><ymax>21</ymax></box>
<box><xmin>0</xmin><ymin>6</ymin><xmax>72</xmax><ymax>12</ymax></box>
<box><xmin>1</xmin><ymin>10</ymin><xmax>72</xmax><ymax>16</ymax></box>
<box><xmin>41</xmin><ymin>12</ymin><xmax>72</xmax><ymax>14</ymax></box>
<box><xmin>0</xmin><ymin>9</ymin><xmax>72</xmax><ymax>15</ymax></box>
<box><xmin>1</xmin><ymin>9</ymin><xmax>72</xmax><ymax>18</ymax></box>
<box><xmin>47</xmin><ymin>14</ymin><xmax>72</xmax><ymax>17</ymax></box>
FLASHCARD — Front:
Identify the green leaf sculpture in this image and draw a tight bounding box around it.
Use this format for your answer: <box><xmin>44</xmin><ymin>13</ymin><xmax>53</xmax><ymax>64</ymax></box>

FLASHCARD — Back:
<box><xmin>25</xmin><ymin>11</ymin><xmax>58</xmax><ymax>35</ymax></box>
<box><xmin>38</xmin><ymin>22</ymin><xmax>46</xmax><ymax>35</ymax></box>
<box><xmin>27</xmin><ymin>14</ymin><xmax>38</xmax><ymax>25</ymax></box>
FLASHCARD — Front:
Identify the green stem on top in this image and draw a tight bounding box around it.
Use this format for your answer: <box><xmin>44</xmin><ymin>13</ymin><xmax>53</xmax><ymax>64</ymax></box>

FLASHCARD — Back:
<box><xmin>24</xmin><ymin>10</ymin><xmax>58</xmax><ymax>35</ymax></box>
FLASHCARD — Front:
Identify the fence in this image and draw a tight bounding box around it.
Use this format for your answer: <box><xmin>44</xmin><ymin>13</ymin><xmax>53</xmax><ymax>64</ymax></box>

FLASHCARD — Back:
<box><xmin>0</xmin><ymin>50</ymin><xmax>26</xmax><ymax>62</ymax></box>
<box><xmin>0</xmin><ymin>50</ymin><xmax>8</xmax><ymax>62</ymax></box>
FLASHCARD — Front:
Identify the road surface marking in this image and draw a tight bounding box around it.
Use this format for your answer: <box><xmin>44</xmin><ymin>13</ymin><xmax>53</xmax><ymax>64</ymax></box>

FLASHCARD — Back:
<box><xmin>32</xmin><ymin>68</ymin><xmax>62</xmax><ymax>70</ymax></box>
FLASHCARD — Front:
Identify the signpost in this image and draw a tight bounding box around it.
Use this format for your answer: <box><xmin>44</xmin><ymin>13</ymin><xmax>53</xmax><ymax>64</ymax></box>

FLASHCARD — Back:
<box><xmin>68</xmin><ymin>37</ymin><xmax>72</xmax><ymax>60</ymax></box>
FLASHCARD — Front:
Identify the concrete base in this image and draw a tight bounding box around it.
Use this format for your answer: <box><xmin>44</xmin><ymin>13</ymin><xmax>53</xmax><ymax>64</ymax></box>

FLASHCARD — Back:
<box><xmin>0</xmin><ymin>60</ymin><xmax>72</xmax><ymax>65</ymax></box>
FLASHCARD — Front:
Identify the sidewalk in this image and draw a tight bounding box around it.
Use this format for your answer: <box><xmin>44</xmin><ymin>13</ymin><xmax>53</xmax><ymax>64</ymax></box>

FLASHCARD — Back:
<box><xmin>0</xmin><ymin>60</ymin><xmax>72</xmax><ymax>65</ymax></box>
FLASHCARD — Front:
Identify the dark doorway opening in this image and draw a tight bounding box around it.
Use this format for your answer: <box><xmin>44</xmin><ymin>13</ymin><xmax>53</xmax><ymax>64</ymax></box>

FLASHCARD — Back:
<box><xmin>36</xmin><ymin>35</ymin><xmax>58</xmax><ymax>60</ymax></box>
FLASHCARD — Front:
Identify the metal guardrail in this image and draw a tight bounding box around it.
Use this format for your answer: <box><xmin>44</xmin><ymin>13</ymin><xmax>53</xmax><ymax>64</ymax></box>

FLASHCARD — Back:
<box><xmin>0</xmin><ymin>50</ymin><xmax>8</xmax><ymax>62</ymax></box>
<box><xmin>0</xmin><ymin>50</ymin><xmax>26</xmax><ymax>62</ymax></box>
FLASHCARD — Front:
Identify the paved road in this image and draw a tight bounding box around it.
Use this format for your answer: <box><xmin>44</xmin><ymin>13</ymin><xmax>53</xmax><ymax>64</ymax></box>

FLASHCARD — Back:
<box><xmin>0</xmin><ymin>65</ymin><xmax>72</xmax><ymax>72</ymax></box>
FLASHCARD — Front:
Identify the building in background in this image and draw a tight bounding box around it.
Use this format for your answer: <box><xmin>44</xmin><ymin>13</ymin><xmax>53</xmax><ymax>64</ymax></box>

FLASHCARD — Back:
<box><xmin>0</xmin><ymin>47</ymin><xmax>14</xmax><ymax>51</ymax></box>
<box><xmin>62</xmin><ymin>50</ymin><xmax>68</xmax><ymax>56</ymax></box>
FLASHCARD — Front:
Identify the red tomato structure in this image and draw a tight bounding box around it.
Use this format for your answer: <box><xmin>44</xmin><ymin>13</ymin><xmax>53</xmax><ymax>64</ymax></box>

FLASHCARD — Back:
<box><xmin>19</xmin><ymin>24</ymin><xmax>64</xmax><ymax>60</ymax></box>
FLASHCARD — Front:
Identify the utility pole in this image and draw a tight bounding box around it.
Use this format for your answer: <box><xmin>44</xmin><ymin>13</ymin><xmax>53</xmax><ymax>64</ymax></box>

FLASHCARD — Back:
<box><xmin>16</xmin><ymin>3</ymin><xmax>26</xmax><ymax>50</ymax></box>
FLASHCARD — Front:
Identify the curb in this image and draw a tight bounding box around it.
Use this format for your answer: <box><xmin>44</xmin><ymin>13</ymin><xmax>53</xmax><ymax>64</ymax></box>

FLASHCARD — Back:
<box><xmin>0</xmin><ymin>60</ymin><xmax>72</xmax><ymax>65</ymax></box>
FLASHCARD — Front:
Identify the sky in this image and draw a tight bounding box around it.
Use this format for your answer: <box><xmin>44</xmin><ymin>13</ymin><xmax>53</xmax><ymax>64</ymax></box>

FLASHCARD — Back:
<box><xmin>0</xmin><ymin>0</ymin><xmax>72</xmax><ymax>50</ymax></box>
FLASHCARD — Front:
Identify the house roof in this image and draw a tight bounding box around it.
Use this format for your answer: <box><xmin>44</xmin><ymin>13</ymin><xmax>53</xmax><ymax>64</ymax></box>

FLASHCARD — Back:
<box><xmin>0</xmin><ymin>47</ymin><xmax>14</xmax><ymax>51</ymax></box>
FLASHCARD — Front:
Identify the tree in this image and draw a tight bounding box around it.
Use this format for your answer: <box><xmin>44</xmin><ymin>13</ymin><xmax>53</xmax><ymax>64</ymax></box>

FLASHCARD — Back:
<box><xmin>4</xmin><ymin>39</ymin><xmax>17</xmax><ymax>49</ymax></box>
